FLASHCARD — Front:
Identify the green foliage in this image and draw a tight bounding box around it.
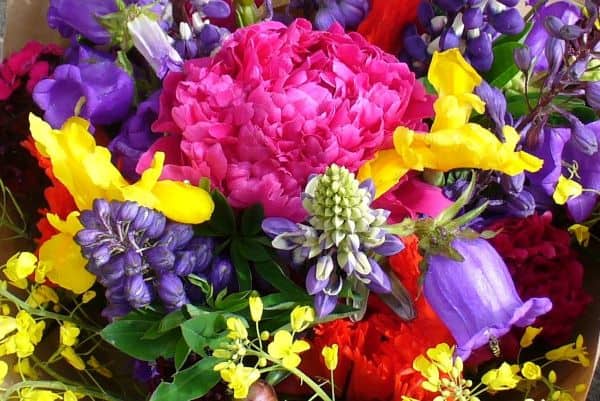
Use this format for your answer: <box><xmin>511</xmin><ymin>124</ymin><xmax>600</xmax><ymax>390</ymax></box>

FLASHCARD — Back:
<box><xmin>149</xmin><ymin>358</ymin><xmax>221</xmax><ymax>401</ymax></box>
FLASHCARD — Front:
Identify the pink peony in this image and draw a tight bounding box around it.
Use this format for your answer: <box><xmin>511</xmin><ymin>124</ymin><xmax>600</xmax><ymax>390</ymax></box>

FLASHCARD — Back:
<box><xmin>140</xmin><ymin>19</ymin><xmax>434</xmax><ymax>221</ymax></box>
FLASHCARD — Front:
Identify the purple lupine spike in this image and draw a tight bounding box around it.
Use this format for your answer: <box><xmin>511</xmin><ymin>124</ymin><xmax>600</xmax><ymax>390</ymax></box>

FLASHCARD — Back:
<box><xmin>365</xmin><ymin>258</ymin><xmax>392</xmax><ymax>294</ymax></box>
<box><xmin>157</xmin><ymin>272</ymin><xmax>189</xmax><ymax>310</ymax></box>
<box><xmin>125</xmin><ymin>274</ymin><xmax>154</xmax><ymax>309</ymax></box>
<box><xmin>424</xmin><ymin>237</ymin><xmax>552</xmax><ymax>360</ymax></box>
<box><xmin>209</xmin><ymin>257</ymin><xmax>235</xmax><ymax>294</ymax></box>
<box><xmin>372</xmin><ymin>234</ymin><xmax>405</xmax><ymax>256</ymax></box>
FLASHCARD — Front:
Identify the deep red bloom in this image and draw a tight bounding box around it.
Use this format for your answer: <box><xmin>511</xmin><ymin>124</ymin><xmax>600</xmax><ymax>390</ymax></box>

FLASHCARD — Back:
<box><xmin>357</xmin><ymin>0</ymin><xmax>421</xmax><ymax>54</ymax></box>
<box><xmin>487</xmin><ymin>212</ymin><xmax>592</xmax><ymax>346</ymax></box>
<box><xmin>283</xmin><ymin>236</ymin><xmax>453</xmax><ymax>401</ymax></box>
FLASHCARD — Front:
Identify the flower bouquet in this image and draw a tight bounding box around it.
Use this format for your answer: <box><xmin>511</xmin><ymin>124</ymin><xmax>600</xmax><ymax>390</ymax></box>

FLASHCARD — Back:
<box><xmin>0</xmin><ymin>0</ymin><xmax>599</xmax><ymax>401</ymax></box>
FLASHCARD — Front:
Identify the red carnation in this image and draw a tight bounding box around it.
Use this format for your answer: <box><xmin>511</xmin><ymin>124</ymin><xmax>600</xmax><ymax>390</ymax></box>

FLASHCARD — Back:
<box><xmin>487</xmin><ymin>212</ymin><xmax>592</xmax><ymax>346</ymax></box>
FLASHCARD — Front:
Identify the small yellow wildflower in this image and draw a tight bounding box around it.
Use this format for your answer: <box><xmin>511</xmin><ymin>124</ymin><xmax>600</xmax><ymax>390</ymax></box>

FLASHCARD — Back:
<box><xmin>0</xmin><ymin>316</ymin><xmax>16</xmax><ymax>340</ymax></box>
<box><xmin>322</xmin><ymin>344</ymin><xmax>339</xmax><ymax>371</ymax></box>
<box><xmin>521</xmin><ymin>361</ymin><xmax>542</xmax><ymax>380</ymax></box>
<box><xmin>34</xmin><ymin>261</ymin><xmax>52</xmax><ymax>284</ymax></box>
<box><xmin>14</xmin><ymin>358</ymin><xmax>39</xmax><ymax>380</ymax></box>
<box><xmin>260</xmin><ymin>330</ymin><xmax>270</xmax><ymax>341</ymax></box>
<box><xmin>520</xmin><ymin>326</ymin><xmax>543</xmax><ymax>348</ymax></box>
<box><xmin>553</xmin><ymin>176</ymin><xmax>583</xmax><ymax>205</ymax></box>
<box><xmin>81</xmin><ymin>291</ymin><xmax>96</xmax><ymax>304</ymax></box>
<box><xmin>568</xmin><ymin>224</ymin><xmax>590</xmax><ymax>247</ymax></box>
<box><xmin>0</xmin><ymin>360</ymin><xmax>7</xmax><ymax>384</ymax></box>
<box><xmin>217</xmin><ymin>362</ymin><xmax>260</xmax><ymax>399</ymax></box>
<box><xmin>27</xmin><ymin>285</ymin><xmax>59</xmax><ymax>308</ymax></box>
<box><xmin>63</xmin><ymin>391</ymin><xmax>79</xmax><ymax>401</ymax></box>
<box><xmin>481</xmin><ymin>362</ymin><xmax>520</xmax><ymax>391</ymax></box>
<box><xmin>268</xmin><ymin>330</ymin><xmax>310</xmax><ymax>369</ymax></box>
<box><xmin>3</xmin><ymin>252</ymin><xmax>37</xmax><ymax>288</ymax></box>
<box><xmin>14</xmin><ymin>332</ymin><xmax>35</xmax><ymax>358</ymax></box>
<box><xmin>226</xmin><ymin>317</ymin><xmax>248</xmax><ymax>340</ymax></box>
<box><xmin>60</xmin><ymin>322</ymin><xmax>80</xmax><ymax>347</ymax></box>
<box><xmin>88</xmin><ymin>356</ymin><xmax>113</xmax><ymax>378</ymax></box>
<box><xmin>60</xmin><ymin>346</ymin><xmax>86</xmax><ymax>370</ymax></box>
<box><xmin>19</xmin><ymin>388</ymin><xmax>61</xmax><ymax>401</ymax></box>
<box><xmin>545</xmin><ymin>335</ymin><xmax>589</xmax><ymax>366</ymax></box>
<box><xmin>426</xmin><ymin>342</ymin><xmax>454</xmax><ymax>373</ymax></box>
<box><xmin>249</xmin><ymin>295</ymin><xmax>263</xmax><ymax>322</ymax></box>
<box><xmin>290</xmin><ymin>305</ymin><xmax>315</xmax><ymax>332</ymax></box>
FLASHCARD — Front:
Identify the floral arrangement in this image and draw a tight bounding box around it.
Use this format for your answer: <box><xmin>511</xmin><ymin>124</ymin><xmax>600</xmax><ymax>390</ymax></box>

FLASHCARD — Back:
<box><xmin>0</xmin><ymin>0</ymin><xmax>598</xmax><ymax>401</ymax></box>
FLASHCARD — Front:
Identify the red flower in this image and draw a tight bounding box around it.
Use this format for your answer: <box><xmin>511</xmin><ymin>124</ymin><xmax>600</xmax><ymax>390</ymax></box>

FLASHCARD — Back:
<box><xmin>282</xmin><ymin>236</ymin><xmax>453</xmax><ymax>401</ymax></box>
<box><xmin>357</xmin><ymin>0</ymin><xmax>421</xmax><ymax>54</ymax></box>
<box><xmin>487</xmin><ymin>212</ymin><xmax>592</xmax><ymax>346</ymax></box>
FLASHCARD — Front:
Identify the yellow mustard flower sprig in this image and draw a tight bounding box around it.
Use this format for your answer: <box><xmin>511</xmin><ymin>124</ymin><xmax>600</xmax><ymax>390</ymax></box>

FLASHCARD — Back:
<box><xmin>212</xmin><ymin>300</ymin><xmax>335</xmax><ymax>401</ymax></box>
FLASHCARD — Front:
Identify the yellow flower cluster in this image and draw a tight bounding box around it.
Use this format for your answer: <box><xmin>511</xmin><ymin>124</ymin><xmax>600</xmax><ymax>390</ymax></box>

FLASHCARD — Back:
<box><xmin>0</xmin><ymin>310</ymin><xmax>45</xmax><ymax>358</ymax></box>
<box><xmin>28</xmin><ymin>114</ymin><xmax>216</xmax><ymax>294</ymax></box>
<box><xmin>359</xmin><ymin>49</ymin><xmax>543</xmax><ymax>198</ymax></box>
<box><xmin>545</xmin><ymin>335</ymin><xmax>590</xmax><ymax>367</ymax></box>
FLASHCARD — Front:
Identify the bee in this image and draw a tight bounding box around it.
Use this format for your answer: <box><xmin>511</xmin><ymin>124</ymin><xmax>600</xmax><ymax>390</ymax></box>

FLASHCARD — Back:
<box><xmin>488</xmin><ymin>334</ymin><xmax>501</xmax><ymax>358</ymax></box>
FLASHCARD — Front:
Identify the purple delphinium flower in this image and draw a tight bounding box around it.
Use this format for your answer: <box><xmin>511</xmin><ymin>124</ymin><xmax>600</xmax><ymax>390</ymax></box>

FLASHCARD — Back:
<box><xmin>47</xmin><ymin>0</ymin><xmax>118</xmax><ymax>44</ymax></box>
<box><xmin>424</xmin><ymin>237</ymin><xmax>552</xmax><ymax>360</ymax></box>
<box><xmin>75</xmin><ymin>199</ymin><xmax>218</xmax><ymax>319</ymax></box>
<box><xmin>524</xmin><ymin>1</ymin><xmax>581</xmax><ymax>73</ymax></box>
<box><xmin>128</xmin><ymin>14</ymin><xmax>183</xmax><ymax>78</ymax></box>
<box><xmin>109</xmin><ymin>91</ymin><xmax>160</xmax><ymax>180</ymax></box>
<box><xmin>33</xmin><ymin>61</ymin><xmax>135</xmax><ymax>128</ymax></box>
<box><xmin>313</xmin><ymin>0</ymin><xmax>369</xmax><ymax>30</ymax></box>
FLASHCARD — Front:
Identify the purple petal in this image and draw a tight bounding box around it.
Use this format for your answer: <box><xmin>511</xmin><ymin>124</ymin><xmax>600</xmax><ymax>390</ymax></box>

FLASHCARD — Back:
<box><xmin>262</xmin><ymin>217</ymin><xmax>299</xmax><ymax>238</ymax></box>
<box><xmin>314</xmin><ymin>292</ymin><xmax>338</xmax><ymax>317</ymax></box>
<box><xmin>365</xmin><ymin>258</ymin><xmax>392</xmax><ymax>294</ymax></box>
<box><xmin>372</xmin><ymin>234</ymin><xmax>405</xmax><ymax>256</ymax></box>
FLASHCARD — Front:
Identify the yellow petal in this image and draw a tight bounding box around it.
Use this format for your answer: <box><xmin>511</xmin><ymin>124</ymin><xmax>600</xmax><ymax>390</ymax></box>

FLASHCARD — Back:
<box><xmin>322</xmin><ymin>344</ymin><xmax>339</xmax><ymax>371</ymax></box>
<box><xmin>60</xmin><ymin>346</ymin><xmax>86</xmax><ymax>370</ymax></box>
<box><xmin>428</xmin><ymin>49</ymin><xmax>483</xmax><ymax>97</ymax></box>
<box><xmin>568</xmin><ymin>224</ymin><xmax>590</xmax><ymax>247</ymax></box>
<box><xmin>358</xmin><ymin>149</ymin><xmax>409</xmax><ymax>199</ymax></box>
<box><xmin>150</xmin><ymin>180</ymin><xmax>214</xmax><ymax>224</ymax></box>
<box><xmin>553</xmin><ymin>176</ymin><xmax>583</xmax><ymax>205</ymax></box>
<box><xmin>520</xmin><ymin>326</ymin><xmax>543</xmax><ymax>348</ymax></box>
<box><xmin>431</xmin><ymin>94</ymin><xmax>485</xmax><ymax>132</ymax></box>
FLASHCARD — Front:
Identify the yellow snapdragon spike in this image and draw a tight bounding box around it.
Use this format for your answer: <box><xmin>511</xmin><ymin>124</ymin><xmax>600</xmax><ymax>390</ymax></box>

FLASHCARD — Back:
<box><xmin>358</xmin><ymin>49</ymin><xmax>543</xmax><ymax>198</ymax></box>
<box><xmin>39</xmin><ymin>213</ymin><xmax>95</xmax><ymax>294</ymax></box>
<box><xmin>322</xmin><ymin>344</ymin><xmax>339</xmax><ymax>371</ymax></box>
<box><xmin>268</xmin><ymin>330</ymin><xmax>311</xmax><ymax>369</ymax></box>
<box><xmin>553</xmin><ymin>176</ymin><xmax>583</xmax><ymax>205</ymax></box>
<box><xmin>30</xmin><ymin>114</ymin><xmax>214</xmax><ymax>224</ymax></box>
<box><xmin>520</xmin><ymin>326</ymin><xmax>543</xmax><ymax>348</ymax></box>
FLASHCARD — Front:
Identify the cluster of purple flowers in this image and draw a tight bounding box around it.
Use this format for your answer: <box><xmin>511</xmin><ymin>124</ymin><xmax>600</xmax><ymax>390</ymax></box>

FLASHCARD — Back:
<box><xmin>75</xmin><ymin>199</ymin><xmax>235</xmax><ymax>319</ymax></box>
<box><xmin>282</xmin><ymin>0</ymin><xmax>370</xmax><ymax>31</ymax></box>
<box><xmin>401</xmin><ymin>0</ymin><xmax>524</xmax><ymax>74</ymax></box>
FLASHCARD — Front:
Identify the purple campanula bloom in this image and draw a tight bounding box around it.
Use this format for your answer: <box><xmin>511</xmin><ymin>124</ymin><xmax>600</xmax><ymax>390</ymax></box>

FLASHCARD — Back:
<box><xmin>109</xmin><ymin>91</ymin><xmax>160</xmax><ymax>180</ymax></box>
<box><xmin>128</xmin><ymin>14</ymin><xmax>183</xmax><ymax>78</ymax></box>
<box><xmin>525</xmin><ymin>1</ymin><xmax>581</xmax><ymax>72</ymax></box>
<box><xmin>33</xmin><ymin>61</ymin><xmax>134</xmax><ymax>128</ymax></box>
<box><xmin>48</xmin><ymin>0</ymin><xmax>118</xmax><ymax>44</ymax></box>
<box><xmin>64</xmin><ymin>40</ymin><xmax>115</xmax><ymax>65</ymax></box>
<box><xmin>424</xmin><ymin>237</ymin><xmax>552</xmax><ymax>360</ymax></box>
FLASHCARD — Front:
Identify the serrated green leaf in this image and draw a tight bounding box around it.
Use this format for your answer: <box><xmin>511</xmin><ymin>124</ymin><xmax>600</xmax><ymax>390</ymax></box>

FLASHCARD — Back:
<box><xmin>253</xmin><ymin>259</ymin><xmax>307</xmax><ymax>299</ymax></box>
<box><xmin>149</xmin><ymin>358</ymin><xmax>220</xmax><ymax>401</ymax></box>
<box><xmin>235</xmin><ymin>237</ymin><xmax>271</xmax><ymax>262</ymax></box>
<box><xmin>101</xmin><ymin>310</ymin><xmax>179</xmax><ymax>361</ymax></box>
<box><xmin>230</xmin><ymin>240</ymin><xmax>252</xmax><ymax>291</ymax></box>
<box><xmin>483</xmin><ymin>42</ymin><xmax>523</xmax><ymax>88</ymax></box>
<box><xmin>174</xmin><ymin>337</ymin><xmax>191</xmax><ymax>371</ymax></box>
<box><xmin>240</xmin><ymin>204</ymin><xmax>264</xmax><ymax>236</ymax></box>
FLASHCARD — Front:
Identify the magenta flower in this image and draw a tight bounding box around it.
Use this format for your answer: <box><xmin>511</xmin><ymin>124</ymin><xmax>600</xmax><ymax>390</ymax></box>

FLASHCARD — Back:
<box><xmin>138</xmin><ymin>19</ymin><xmax>434</xmax><ymax>221</ymax></box>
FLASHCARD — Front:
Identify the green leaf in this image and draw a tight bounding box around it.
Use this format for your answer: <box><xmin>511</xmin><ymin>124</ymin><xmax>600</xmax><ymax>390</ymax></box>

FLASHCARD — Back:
<box><xmin>181</xmin><ymin>312</ymin><xmax>228</xmax><ymax>356</ymax></box>
<box><xmin>214</xmin><ymin>291</ymin><xmax>253</xmax><ymax>312</ymax></box>
<box><xmin>234</xmin><ymin>237</ymin><xmax>271</xmax><ymax>262</ymax></box>
<box><xmin>187</xmin><ymin>274</ymin><xmax>214</xmax><ymax>301</ymax></box>
<box><xmin>262</xmin><ymin>293</ymin><xmax>304</xmax><ymax>311</ymax></box>
<box><xmin>572</xmin><ymin>106</ymin><xmax>597</xmax><ymax>124</ymax></box>
<box><xmin>101</xmin><ymin>310</ymin><xmax>179</xmax><ymax>361</ymax></box>
<box><xmin>174</xmin><ymin>337</ymin><xmax>191</xmax><ymax>371</ymax></box>
<box><xmin>240</xmin><ymin>204</ymin><xmax>264</xmax><ymax>236</ymax></box>
<box><xmin>253</xmin><ymin>259</ymin><xmax>307</xmax><ymax>299</ymax></box>
<box><xmin>265</xmin><ymin>370</ymin><xmax>290</xmax><ymax>386</ymax></box>
<box><xmin>230</xmin><ymin>240</ymin><xmax>252</xmax><ymax>291</ymax></box>
<box><xmin>149</xmin><ymin>358</ymin><xmax>220</xmax><ymax>401</ymax></box>
<box><xmin>207</xmin><ymin>190</ymin><xmax>236</xmax><ymax>235</ymax></box>
<box><xmin>159</xmin><ymin>309</ymin><xmax>187</xmax><ymax>333</ymax></box>
<box><xmin>483</xmin><ymin>42</ymin><xmax>523</xmax><ymax>88</ymax></box>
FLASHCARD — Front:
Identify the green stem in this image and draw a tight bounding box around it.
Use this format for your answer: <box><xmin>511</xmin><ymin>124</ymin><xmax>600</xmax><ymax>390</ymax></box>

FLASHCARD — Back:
<box><xmin>330</xmin><ymin>370</ymin><xmax>336</xmax><ymax>401</ymax></box>
<box><xmin>0</xmin><ymin>285</ymin><xmax>99</xmax><ymax>332</ymax></box>
<box><xmin>30</xmin><ymin>355</ymin><xmax>73</xmax><ymax>384</ymax></box>
<box><xmin>0</xmin><ymin>381</ymin><xmax>124</xmax><ymax>401</ymax></box>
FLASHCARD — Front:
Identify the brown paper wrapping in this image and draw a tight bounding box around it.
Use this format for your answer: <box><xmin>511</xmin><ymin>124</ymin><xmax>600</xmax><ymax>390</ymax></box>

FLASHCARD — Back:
<box><xmin>1</xmin><ymin>1</ymin><xmax>599</xmax><ymax>400</ymax></box>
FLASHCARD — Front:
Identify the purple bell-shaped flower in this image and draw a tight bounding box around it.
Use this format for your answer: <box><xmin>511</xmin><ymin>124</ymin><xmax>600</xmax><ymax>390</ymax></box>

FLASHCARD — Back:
<box><xmin>424</xmin><ymin>237</ymin><xmax>552</xmax><ymax>360</ymax></box>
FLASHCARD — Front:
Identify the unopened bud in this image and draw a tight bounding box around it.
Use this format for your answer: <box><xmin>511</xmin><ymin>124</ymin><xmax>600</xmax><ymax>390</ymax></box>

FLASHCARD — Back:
<box><xmin>513</xmin><ymin>46</ymin><xmax>532</xmax><ymax>72</ymax></box>
<box><xmin>544</xmin><ymin>16</ymin><xmax>565</xmax><ymax>37</ymax></box>
<box><xmin>586</xmin><ymin>81</ymin><xmax>600</xmax><ymax>110</ymax></box>
<box><xmin>545</xmin><ymin>37</ymin><xmax>566</xmax><ymax>71</ymax></box>
<box><xmin>559</xmin><ymin>24</ymin><xmax>586</xmax><ymax>40</ymax></box>
<box><xmin>569</xmin><ymin>115</ymin><xmax>598</xmax><ymax>155</ymax></box>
